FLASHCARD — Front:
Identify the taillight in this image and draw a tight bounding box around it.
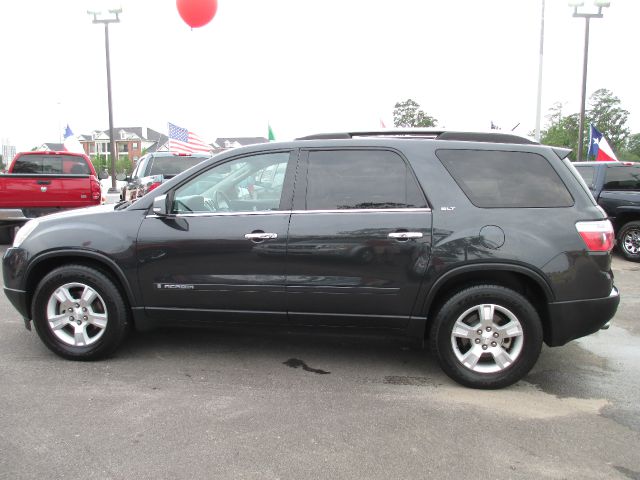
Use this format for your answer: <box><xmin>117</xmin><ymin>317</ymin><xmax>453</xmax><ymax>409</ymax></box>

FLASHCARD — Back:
<box><xmin>90</xmin><ymin>179</ymin><xmax>102</xmax><ymax>201</ymax></box>
<box><xmin>576</xmin><ymin>220</ymin><xmax>614</xmax><ymax>252</ymax></box>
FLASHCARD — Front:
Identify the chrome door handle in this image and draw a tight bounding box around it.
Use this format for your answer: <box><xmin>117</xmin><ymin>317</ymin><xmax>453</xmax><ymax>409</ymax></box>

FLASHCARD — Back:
<box><xmin>244</xmin><ymin>233</ymin><xmax>278</xmax><ymax>240</ymax></box>
<box><xmin>388</xmin><ymin>231</ymin><xmax>423</xmax><ymax>240</ymax></box>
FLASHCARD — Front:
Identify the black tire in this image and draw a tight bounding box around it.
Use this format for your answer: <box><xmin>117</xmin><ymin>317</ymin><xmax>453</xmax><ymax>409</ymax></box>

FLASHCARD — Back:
<box><xmin>617</xmin><ymin>221</ymin><xmax>640</xmax><ymax>262</ymax></box>
<box><xmin>429</xmin><ymin>284</ymin><xmax>543</xmax><ymax>389</ymax></box>
<box><xmin>0</xmin><ymin>226</ymin><xmax>14</xmax><ymax>245</ymax></box>
<box><xmin>31</xmin><ymin>265</ymin><xmax>129</xmax><ymax>360</ymax></box>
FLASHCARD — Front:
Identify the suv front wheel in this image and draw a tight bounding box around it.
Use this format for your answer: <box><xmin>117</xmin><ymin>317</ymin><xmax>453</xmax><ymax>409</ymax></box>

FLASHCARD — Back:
<box><xmin>31</xmin><ymin>265</ymin><xmax>129</xmax><ymax>360</ymax></box>
<box><xmin>430</xmin><ymin>285</ymin><xmax>543</xmax><ymax>389</ymax></box>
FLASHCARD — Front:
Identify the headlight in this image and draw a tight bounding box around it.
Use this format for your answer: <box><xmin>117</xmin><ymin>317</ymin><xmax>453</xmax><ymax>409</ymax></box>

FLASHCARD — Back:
<box><xmin>13</xmin><ymin>219</ymin><xmax>40</xmax><ymax>248</ymax></box>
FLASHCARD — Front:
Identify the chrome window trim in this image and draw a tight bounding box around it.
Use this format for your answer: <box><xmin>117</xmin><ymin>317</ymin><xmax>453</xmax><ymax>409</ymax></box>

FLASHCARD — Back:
<box><xmin>291</xmin><ymin>208</ymin><xmax>432</xmax><ymax>214</ymax></box>
<box><xmin>145</xmin><ymin>207</ymin><xmax>432</xmax><ymax>219</ymax></box>
<box><xmin>146</xmin><ymin>211</ymin><xmax>291</xmax><ymax>218</ymax></box>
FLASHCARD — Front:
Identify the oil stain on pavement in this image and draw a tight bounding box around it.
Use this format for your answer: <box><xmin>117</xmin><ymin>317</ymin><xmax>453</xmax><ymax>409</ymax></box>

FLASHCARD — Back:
<box><xmin>283</xmin><ymin>358</ymin><xmax>330</xmax><ymax>374</ymax></box>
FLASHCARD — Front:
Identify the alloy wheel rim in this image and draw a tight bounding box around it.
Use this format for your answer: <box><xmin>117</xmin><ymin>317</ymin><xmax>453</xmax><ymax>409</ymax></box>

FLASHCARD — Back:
<box><xmin>46</xmin><ymin>283</ymin><xmax>108</xmax><ymax>347</ymax></box>
<box><xmin>450</xmin><ymin>303</ymin><xmax>524</xmax><ymax>374</ymax></box>
<box><xmin>623</xmin><ymin>228</ymin><xmax>640</xmax><ymax>255</ymax></box>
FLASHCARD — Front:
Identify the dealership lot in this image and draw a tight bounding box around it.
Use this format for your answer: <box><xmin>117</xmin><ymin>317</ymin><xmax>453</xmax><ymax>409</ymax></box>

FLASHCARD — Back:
<box><xmin>1</xmin><ymin>245</ymin><xmax>639</xmax><ymax>479</ymax></box>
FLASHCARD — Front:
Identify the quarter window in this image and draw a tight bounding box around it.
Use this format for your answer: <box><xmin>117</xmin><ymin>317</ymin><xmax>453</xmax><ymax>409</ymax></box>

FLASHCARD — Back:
<box><xmin>436</xmin><ymin>149</ymin><xmax>574</xmax><ymax>208</ymax></box>
<box><xmin>172</xmin><ymin>152</ymin><xmax>290</xmax><ymax>214</ymax></box>
<box><xmin>305</xmin><ymin>150</ymin><xmax>426</xmax><ymax>210</ymax></box>
<box><xmin>575</xmin><ymin>166</ymin><xmax>596</xmax><ymax>188</ymax></box>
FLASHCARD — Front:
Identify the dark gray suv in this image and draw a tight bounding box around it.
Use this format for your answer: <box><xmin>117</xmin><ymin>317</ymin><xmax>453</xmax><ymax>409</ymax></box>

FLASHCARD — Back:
<box><xmin>2</xmin><ymin>130</ymin><xmax>620</xmax><ymax>389</ymax></box>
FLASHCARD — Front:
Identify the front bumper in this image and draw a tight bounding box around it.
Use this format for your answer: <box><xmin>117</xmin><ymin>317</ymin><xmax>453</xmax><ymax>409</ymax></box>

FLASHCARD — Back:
<box><xmin>3</xmin><ymin>286</ymin><xmax>30</xmax><ymax>328</ymax></box>
<box><xmin>545</xmin><ymin>287</ymin><xmax>620</xmax><ymax>346</ymax></box>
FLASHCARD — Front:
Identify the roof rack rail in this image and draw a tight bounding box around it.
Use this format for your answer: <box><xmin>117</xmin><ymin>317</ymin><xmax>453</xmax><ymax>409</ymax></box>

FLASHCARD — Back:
<box><xmin>296</xmin><ymin>129</ymin><xmax>538</xmax><ymax>145</ymax></box>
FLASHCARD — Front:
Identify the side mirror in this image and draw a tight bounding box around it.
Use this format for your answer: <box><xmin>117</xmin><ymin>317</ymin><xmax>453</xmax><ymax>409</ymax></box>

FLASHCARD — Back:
<box><xmin>97</xmin><ymin>170</ymin><xmax>109</xmax><ymax>180</ymax></box>
<box><xmin>152</xmin><ymin>194</ymin><xmax>169</xmax><ymax>216</ymax></box>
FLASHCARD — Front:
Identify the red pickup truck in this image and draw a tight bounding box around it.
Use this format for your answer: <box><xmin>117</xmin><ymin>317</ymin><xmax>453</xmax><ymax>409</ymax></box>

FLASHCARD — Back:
<box><xmin>0</xmin><ymin>151</ymin><xmax>102</xmax><ymax>243</ymax></box>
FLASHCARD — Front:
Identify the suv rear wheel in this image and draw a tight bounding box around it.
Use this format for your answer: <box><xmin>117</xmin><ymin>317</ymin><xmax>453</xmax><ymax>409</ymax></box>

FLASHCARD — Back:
<box><xmin>618</xmin><ymin>221</ymin><xmax>640</xmax><ymax>262</ymax></box>
<box><xmin>31</xmin><ymin>265</ymin><xmax>129</xmax><ymax>360</ymax></box>
<box><xmin>430</xmin><ymin>285</ymin><xmax>543</xmax><ymax>389</ymax></box>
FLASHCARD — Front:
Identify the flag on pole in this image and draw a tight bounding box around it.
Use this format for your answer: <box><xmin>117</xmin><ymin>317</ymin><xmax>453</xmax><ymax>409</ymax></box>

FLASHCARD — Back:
<box><xmin>268</xmin><ymin>123</ymin><xmax>276</xmax><ymax>141</ymax></box>
<box><xmin>168</xmin><ymin>122</ymin><xmax>211</xmax><ymax>154</ymax></box>
<box><xmin>588</xmin><ymin>124</ymin><xmax>618</xmax><ymax>162</ymax></box>
<box><xmin>63</xmin><ymin>125</ymin><xmax>85</xmax><ymax>154</ymax></box>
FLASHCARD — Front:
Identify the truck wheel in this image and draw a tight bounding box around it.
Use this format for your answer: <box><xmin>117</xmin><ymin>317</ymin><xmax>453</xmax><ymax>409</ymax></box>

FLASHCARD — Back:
<box><xmin>31</xmin><ymin>265</ymin><xmax>129</xmax><ymax>360</ymax></box>
<box><xmin>429</xmin><ymin>285</ymin><xmax>543</xmax><ymax>389</ymax></box>
<box><xmin>618</xmin><ymin>221</ymin><xmax>640</xmax><ymax>262</ymax></box>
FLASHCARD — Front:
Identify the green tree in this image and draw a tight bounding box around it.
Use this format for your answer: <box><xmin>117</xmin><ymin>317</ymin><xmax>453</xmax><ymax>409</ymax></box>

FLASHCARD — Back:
<box><xmin>540</xmin><ymin>89</ymin><xmax>631</xmax><ymax>160</ymax></box>
<box><xmin>621</xmin><ymin>133</ymin><xmax>640</xmax><ymax>161</ymax></box>
<box><xmin>116</xmin><ymin>156</ymin><xmax>133</xmax><ymax>174</ymax></box>
<box><xmin>587</xmin><ymin>88</ymin><xmax>630</xmax><ymax>153</ymax></box>
<box><xmin>91</xmin><ymin>154</ymin><xmax>108</xmax><ymax>173</ymax></box>
<box><xmin>540</xmin><ymin>103</ymin><xmax>580</xmax><ymax>159</ymax></box>
<box><xmin>393</xmin><ymin>99</ymin><xmax>438</xmax><ymax>128</ymax></box>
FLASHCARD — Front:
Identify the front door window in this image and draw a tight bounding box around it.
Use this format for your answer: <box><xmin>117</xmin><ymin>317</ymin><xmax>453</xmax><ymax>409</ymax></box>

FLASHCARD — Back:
<box><xmin>172</xmin><ymin>152</ymin><xmax>290</xmax><ymax>214</ymax></box>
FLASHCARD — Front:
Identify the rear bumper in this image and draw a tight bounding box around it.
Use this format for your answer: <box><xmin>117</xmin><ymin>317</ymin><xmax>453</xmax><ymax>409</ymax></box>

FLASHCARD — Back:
<box><xmin>545</xmin><ymin>287</ymin><xmax>620</xmax><ymax>346</ymax></box>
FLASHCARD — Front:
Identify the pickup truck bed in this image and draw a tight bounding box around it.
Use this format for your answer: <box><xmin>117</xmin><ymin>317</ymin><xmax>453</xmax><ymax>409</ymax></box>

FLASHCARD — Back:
<box><xmin>0</xmin><ymin>151</ymin><xmax>101</xmax><ymax>243</ymax></box>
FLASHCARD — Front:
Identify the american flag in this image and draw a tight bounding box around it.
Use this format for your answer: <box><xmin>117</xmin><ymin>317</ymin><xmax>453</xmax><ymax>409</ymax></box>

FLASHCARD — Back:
<box><xmin>168</xmin><ymin>122</ymin><xmax>212</xmax><ymax>154</ymax></box>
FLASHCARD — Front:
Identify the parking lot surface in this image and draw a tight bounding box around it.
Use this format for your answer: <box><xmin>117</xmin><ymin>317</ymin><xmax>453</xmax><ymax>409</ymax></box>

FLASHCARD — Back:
<box><xmin>1</xmin><ymin>245</ymin><xmax>639</xmax><ymax>479</ymax></box>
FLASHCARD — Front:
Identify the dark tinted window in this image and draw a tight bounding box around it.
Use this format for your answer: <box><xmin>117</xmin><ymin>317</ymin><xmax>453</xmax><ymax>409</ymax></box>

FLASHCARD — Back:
<box><xmin>12</xmin><ymin>154</ymin><xmax>90</xmax><ymax>175</ymax></box>
<box><xmin>149</xmin><ymin>155</ymin><xmax>208</xmax><ymax>177</ymax></box>
<box><xmin>575</xmin><ymin>166</ymin><xmax>596</xmax><ymax>188</ymax></box>
<box><xmin>603</xmin><ymin>166</ymin><xmax>640</xmax><ymax>190</ymax></box>
<box><xmin>436</xmin><ymin>149</ymin><xmax>573</xmax><ymax>208</ymax></box>
<box><xmin>306</xmin><ymin>150</ymin><xmax>426</xmax><ymax>210</ymax></box>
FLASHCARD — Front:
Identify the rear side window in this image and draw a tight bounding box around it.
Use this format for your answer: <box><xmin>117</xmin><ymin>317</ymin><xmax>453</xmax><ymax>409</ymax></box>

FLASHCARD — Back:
<box><xmin>575</xmin><ymin>166</ymin><xmax>596</xmax><ymax>188</ymax></box>
<box><xmin>12</xmin><ymin>155</ymin><xmax>90</xmax><ymax>175</ymax></box>
<box><xmin>148</xmin><ymin>156</ymin><xmax>208</xmax><ymax>177</ymax></box>
<box><xmin>436</xmin><ymin>149</ymin><xmax>574</xmax><ymax>208</ymax></box>
<box><xmin>306</xmin><ymin>150</ymin><xmax>427</xmax><ymax>210</ymax></box>
<box><xmin>603</xmin><ymin>166</ymin><xmax>640</xmax><ymax>190</ymax></box>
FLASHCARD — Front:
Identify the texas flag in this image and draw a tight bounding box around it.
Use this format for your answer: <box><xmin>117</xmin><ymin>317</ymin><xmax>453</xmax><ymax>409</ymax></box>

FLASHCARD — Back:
<box><xmin>63</xmin><ymin>125</ymin><xmax>85</xmax><ymax>154</ymax></box>
<box><xmin>588</xmin><ymin>124</ymin><xmax>618</xmax><ymax>162</ymax></box>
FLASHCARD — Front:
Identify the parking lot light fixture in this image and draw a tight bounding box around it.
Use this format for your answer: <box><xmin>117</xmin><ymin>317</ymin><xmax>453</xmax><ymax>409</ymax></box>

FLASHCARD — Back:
<box><xmin>88</xmin><ymin>8</ymin><xmax>122</xmax><ymax>193</ymax></box>
<box><xmin>570</xmin><ymin>0</ymin><xmax>611</xmax><ymax>161</ymax></box>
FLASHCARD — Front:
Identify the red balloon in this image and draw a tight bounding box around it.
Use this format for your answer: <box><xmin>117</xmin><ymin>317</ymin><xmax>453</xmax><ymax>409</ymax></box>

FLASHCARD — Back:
<box><xmin>176</xmin><ymin>0</ymin><xmax>218</xmax><ymax>28</ymax></box>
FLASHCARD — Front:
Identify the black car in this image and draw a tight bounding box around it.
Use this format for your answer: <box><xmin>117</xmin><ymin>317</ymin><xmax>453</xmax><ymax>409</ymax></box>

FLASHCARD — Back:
<box><xmin>573</xmin><ymin>161</ymin><xmax>640</xmax><ymax>261</ymax></box>
<box><xmin>121</xmin><ymin>152</ymin><xmax>210</xmax><ymax>201</ymax></box>
<box><xmin>2</xmin><ymin>130</ymin><xmax>620</xmax><ymax>389</ymax></box>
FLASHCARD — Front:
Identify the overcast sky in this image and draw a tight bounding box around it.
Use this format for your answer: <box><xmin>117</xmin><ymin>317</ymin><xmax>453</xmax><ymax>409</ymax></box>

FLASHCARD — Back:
<box><xmin>1</xmin><ymin>0</ymin><xmax>639</xmax><ymax>152</ymax></box>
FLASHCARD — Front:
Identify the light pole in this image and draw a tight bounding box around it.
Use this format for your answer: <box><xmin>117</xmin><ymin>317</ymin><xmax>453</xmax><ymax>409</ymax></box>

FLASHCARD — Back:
<box><xmin>534</xmin><ymin>0</ymin><xmax>545</xmax><ymax>142</ymax></box>
<box><xmin>88</xmin><ymin>8</ymin><xmax>121</xmax><ymax>193</ymax></box>
<box><xmin>569</xmin><ymin>0</ymin><xmax>610</xmax><ymax>161</ymax></box>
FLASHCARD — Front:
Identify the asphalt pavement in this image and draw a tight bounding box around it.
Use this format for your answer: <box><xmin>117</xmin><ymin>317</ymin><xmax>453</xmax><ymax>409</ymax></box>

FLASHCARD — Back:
<box><xmin>1</xmin><ymin>245</ymin><xmax>639</xmax><ymax>480</ymax></box>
